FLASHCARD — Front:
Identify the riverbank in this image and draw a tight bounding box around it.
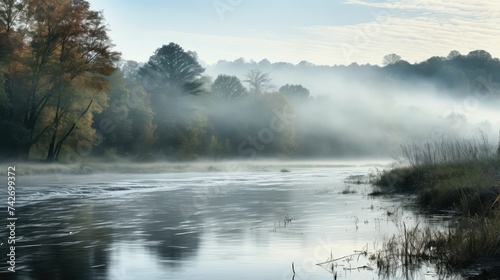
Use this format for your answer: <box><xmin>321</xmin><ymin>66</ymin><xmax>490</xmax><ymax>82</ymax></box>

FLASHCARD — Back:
<box><xmin>374</xmin><ymin>157</ymin><xmax>500</xmax><ymax>278</ymax></box>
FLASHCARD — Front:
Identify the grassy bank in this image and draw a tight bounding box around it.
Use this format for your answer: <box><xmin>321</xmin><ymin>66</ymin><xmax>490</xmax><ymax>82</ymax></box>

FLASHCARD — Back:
<box><xmin>376</xmin><ymin>157</ymin><xmax>500</xmax><ymax>216</ymax></box>
<box><xmin>373</xmin><ymin>135</ymin><xmax>500</xmax><ymax>274</ymax></box>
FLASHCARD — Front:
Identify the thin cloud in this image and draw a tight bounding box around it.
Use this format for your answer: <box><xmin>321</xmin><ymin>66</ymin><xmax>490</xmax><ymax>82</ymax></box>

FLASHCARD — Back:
<box><xmin>301</xmin><ymin>1</ymin><xmax>500</xmax><ymax>64</ymax></box>
<box><xmin>94</xmin><ymin>0</ymin><xmax>500</xmax><ymax>66</ymax></box>
<box><xmin>139</xmin><ymin>29</ymin><xmax>349</xmax><ymax>65</ymax></box>
<box><xmin>344</xmin><ymin>0</ymin><xmax>500</xmax><ymax>18</ymax></box>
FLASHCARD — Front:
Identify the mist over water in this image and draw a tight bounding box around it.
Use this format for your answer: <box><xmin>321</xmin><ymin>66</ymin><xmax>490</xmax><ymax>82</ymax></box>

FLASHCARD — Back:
<box><xmin>0</xmin><ymin>164</ymin><xmax>457</xmax><ymax>280</ymax></box>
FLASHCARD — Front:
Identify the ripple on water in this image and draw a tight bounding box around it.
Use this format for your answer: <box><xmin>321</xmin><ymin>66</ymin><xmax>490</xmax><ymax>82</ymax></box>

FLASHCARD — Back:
<box><xmin>0</xmin><ymin>166</ymin><xmax>462</xmax><ymax>280</ymax></box>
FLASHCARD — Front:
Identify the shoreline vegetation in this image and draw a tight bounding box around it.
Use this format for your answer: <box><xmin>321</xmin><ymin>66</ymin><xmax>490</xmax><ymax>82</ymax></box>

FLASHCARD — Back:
<box><xmin>373</xmin><ymin>133</ymin><xmax>500</xmax><ymax>278</ymax></box>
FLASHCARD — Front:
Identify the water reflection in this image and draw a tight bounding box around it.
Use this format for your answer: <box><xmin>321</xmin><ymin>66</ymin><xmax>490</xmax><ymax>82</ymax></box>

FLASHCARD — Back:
<box><xmin>1</xmin><ymin>201</ymin><xmax>112</xmax><ymax>280</ymax></box>
<box><xmin>0</xmin><ymin>168</ymin><xmax>461</xmax><ymax>279</ymax></box>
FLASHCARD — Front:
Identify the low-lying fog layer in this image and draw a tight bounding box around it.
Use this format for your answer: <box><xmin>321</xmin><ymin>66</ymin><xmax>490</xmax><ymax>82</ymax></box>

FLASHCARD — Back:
<box><xmin>206</xmin><ymin>61</ymin><xmax>500</xmax><ymax>158</ymax></box>
<box><xmin>0</xmin><ymin>160</ymin><xmax>393</xmax><ymax>177</ymax></box>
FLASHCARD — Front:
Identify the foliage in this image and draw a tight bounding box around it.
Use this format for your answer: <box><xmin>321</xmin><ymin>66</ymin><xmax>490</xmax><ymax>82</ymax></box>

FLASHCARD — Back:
<box><xmin>139</xmin><ymin>42</ymin><xmax>205</xmax><ymax>96</ymax></box>
<box><xmin>382</xmin><ymin>53</ymin><xmax>402</xmax><ymax>66</ymax></box>
<box><xmin>0</xmin><ymin>0</ymin><xmax>23</xmax><ymax>32</ymax></box>
<box><xmin>447</xmin><ymin>50</ymin><xmax>460</xmax><ymax>60</ymax></box>
<box><xmin>0</xmin><ymin>0</ymin><xmax>119</xmax><ymax>161</ymax></box>
<box><xmin>92</xmin><ymin>69</ymin><xmax>155</xmax><ymax>158</ymax></box>
<box><xmin>279</xmin><ymin>84</ymin><xmax>310</xmax><ymax>101</ymax></box>
<box><xmin>211</xmin><ymin>74</ymin><xmax>247</xmax><ymax>99</ymax></box>
<box><xmin>178</xmin><ymin>116</ymin><xmax>209</xmax><ymax>159</ymax></box>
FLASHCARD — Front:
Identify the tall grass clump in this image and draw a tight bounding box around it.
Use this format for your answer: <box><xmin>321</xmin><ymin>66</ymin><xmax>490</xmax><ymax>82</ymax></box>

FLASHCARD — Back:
<box><xmin>401</xmin><ymin>131</ymin><xmax>492</xmax><ymax>168</ymax></box>
<box><xmin>377</xmin><ymin>210</ymin><xmax>500</xmax><ymax>275</ymax></box>
<box><xmin>376</xmin><ymin>132</ymin><xmax>500</xmax><ymax>215</ymax></box>
<box><xmin>374</xmin><ymin>131</ymin><xmax>500</xmax><ymax>273</ymax></box>
<box><xmin>444</xmin><ymin>210</ymin><xmax>500</xmax><ymax>267</ymax></box>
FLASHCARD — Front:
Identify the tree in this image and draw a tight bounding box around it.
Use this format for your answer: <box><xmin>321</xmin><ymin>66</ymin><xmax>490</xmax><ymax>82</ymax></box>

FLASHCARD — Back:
<box><xmin>120</xmin><ymin>60</ymin><xmax>141</xmax><ymax>84</ymax></box>
<box><xmin>257</xmin><ymin>58</ymin><xmax>271</xmax><ymax>68</ymax></box>
<box><xmin>497</xmin><ymin>130</ymin><xmax>500</xmax><ymax>157</ymax></box>
<box><xmin>279</xmin><ymin>84</ymin><xmax>310</xmax><ymax>101</ymax></box>
<box><xmin>138</xmin><ymin>43</ymin><xmax>207</xmax><ymax>157</ymax></box>
<box><xmin>382</xmin><ymin>53</ymin><xmax>402</xmax><ymax>66</ymax></box>
<box><xmin>0</xmin><ymin>0</ymin><xmax>23</xmax><ymax>32</ymax></box>
<box><xmin>244</xmin><ymin>70</ymin><xmax>273</xmax><ymax>94</ymax></box>
<box><xmin>92</xmin><ymin>69</ymin><xmax>155</xmax><ymax>159</ymax></box>
<box><xmin>139</xmin><ymin>43</ymin><xmax>205</xmax><ymax>96</ymax></box>
<box><xmin>437</xmin><ymin>66</ymin><xmax>469</xmax><ymax>92</ymax></box>
<box><xmin>2</xmin><ymin>0</ymin><xmax>119</xmax><ymax>160</ymax></box>
<box><xmin>207</xmin><ymin>135</ymin><xmax>231</xmax><ymax>158</ymax></box>
<box><xmin>253</xmin><ymin>92</ymin><xmax>297</xmax><ymax>156</ymax></box>
<box><xmin>178</xmin><ymin>116</ymin><xmax>208</xmax><ymax>160</ymax></box>
<box><xmin>0</xmin><ymin>34</ymin><xmax>11</xmax><ymax>117</ymax></box>
<box><xmin>466</xmin><ymin>50</ymin><xmax>492</xmax><ymax>61</ymax></box>
<box><xmin>211</xmin><ymin>74</ymin><xmax>247</xmax><ymax>99</ymax></box>
<box><xmin>459</xmin><ymin>50</ymin><xmax>495</xmax><ymax>72</ymax></box>
<box><xmin>447</xmin><ymin>50</ymin><xmax>461</xmax><ymax>60</ymax></box>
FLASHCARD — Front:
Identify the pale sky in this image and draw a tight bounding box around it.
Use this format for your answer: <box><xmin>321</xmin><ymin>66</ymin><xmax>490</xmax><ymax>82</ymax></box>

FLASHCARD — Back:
<box><xmin>87</xmin><ymin>0</ymin><xmax>500</xmax><ymax>66</ymax></box>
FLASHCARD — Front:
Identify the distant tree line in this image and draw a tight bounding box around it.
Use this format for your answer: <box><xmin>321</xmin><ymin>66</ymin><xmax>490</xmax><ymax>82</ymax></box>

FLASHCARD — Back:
<box><xmin>214</xmin><ymin>50</ymin><xmax>500</xmax><ymax>97</ymax></box>
<box><xmin>1</xmin><ymin>0</ymin><xmax>499</xmax><ymax>162</ymax></box>
<box><xmin>381</xmin><ymin>50</ymin><xmax>500</xmax><ymax>94</ymax></box>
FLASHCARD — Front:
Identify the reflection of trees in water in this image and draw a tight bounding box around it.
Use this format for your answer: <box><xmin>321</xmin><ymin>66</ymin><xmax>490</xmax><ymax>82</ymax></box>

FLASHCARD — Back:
<box><xmin>4</xmin><ymin>200</ymin><xmax>112</xmax><ymax>280</ymax></box>
<box><xmin>112</xmin><ymin>185</ymin><xmax>293</xmax><ymax>262</ymax></box>
<box><xmin>95</xmin><ymin>191</ymin><xmax>202</xmax><ymax>264</ymax></box>
<box><xmin>2</xmin><ymin>192</ymin><xmax>203</xmax><ymax>279</ymax></box>
<box><xmin>112</xmin><ymin>185</ymin><xmax>294</xmax><ymax>262</ymax></box>
<box><xmin>199</xmin><ymin>186</ymin><xmax>294</xmax><ymax>245</ymax></box>
<box><xmin>0</xmin><ymin>183</ymin><xmax>294</xmax><ymax>279</ymax></box>
<box><xmin>137</xmin><ymin>194</ymin><xmax>202</xmax><ymax>263</ymax></box>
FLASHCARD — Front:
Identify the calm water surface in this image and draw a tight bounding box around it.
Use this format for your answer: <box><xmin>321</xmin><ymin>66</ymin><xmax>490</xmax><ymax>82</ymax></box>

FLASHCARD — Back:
<box><xmin>0</xmin><ymin>164</ymin><xmax>457</xmax><ymax>279</ymax></box>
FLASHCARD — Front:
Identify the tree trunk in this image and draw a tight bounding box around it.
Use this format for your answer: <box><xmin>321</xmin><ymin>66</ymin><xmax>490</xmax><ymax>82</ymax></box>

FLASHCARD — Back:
<box><xmin>497</xmin><ymin>130</ymin><xmax>500</xmax><ymax>157</ymax></box>
<box><xmin>52</xmin><ymin>100</ymin><xmax>93</xmax><ymax>161</ymax></box>
<box><xmin>46</xmin><ymin>92</ymin><xmax>62</xmax><ymax>162</ymax></box>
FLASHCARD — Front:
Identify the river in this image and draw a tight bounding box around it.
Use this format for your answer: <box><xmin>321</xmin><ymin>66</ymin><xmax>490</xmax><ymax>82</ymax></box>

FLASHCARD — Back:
<box><xmin>0</xmin><ymin>162</ymin><xmax>459</xmax><ymax>279</ymax></box>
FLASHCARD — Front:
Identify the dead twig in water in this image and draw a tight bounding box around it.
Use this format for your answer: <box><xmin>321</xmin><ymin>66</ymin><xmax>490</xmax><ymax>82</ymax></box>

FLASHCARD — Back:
<box><xmin>316</xmin><ymin>251</ymin><xmax>367</xmax><ymax>266</ymax></box>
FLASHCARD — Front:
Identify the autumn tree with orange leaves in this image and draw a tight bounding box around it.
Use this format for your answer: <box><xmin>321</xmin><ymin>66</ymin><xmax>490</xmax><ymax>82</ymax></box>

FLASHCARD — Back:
<box><xmin>0</xmin><ymin>0</ymin><xmax>119</xmax><ymax>160</ymax></box>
